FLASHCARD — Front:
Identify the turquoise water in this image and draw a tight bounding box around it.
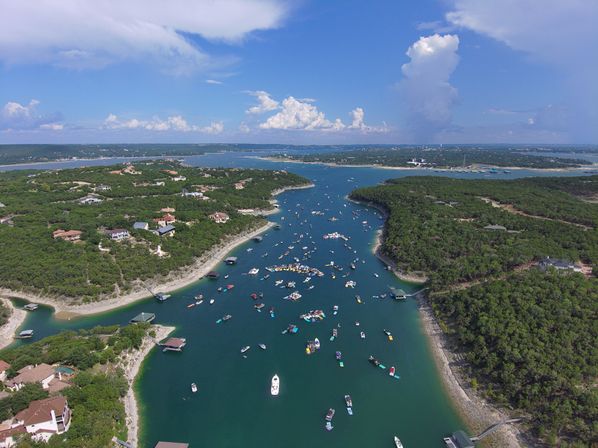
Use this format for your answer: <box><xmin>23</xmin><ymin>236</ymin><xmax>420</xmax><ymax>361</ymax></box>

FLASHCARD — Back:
<box><xmin>8</xmin><ymin>152</ymin><xmax>594</xmax><ymax>447</ymax></box>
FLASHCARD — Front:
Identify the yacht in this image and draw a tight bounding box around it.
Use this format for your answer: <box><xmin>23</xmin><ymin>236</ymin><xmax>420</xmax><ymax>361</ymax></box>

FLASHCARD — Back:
<box><xmin>271</xmin><ymin>374</ymin><xmax>280</xmax><ymax>396</ymax></box>
<box><xmin>191</xmin><ymin>383</ymin><xmax>198</xmax><ymax>393</ymax></box>
<box><xmin>394</xmin><ymin>436</ymin><xmax>404</xmax><ymax>448</ymax></box>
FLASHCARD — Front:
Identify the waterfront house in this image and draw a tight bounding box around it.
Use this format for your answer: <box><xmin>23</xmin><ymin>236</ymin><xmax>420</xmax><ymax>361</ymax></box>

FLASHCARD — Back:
<box><xmin>52</xmin><ymin>229</ymin><xmax>82</xmax><ymax>242</ymax></box>
<box><xmin>209</xmin><ymin>212</ymin><xmax>230</xmax><ymax>224</ymax></box>
<box><xmin>133</xmin><ymin>222</ymin><xmax>149</xmax><ymax>231</ymax></box>
<box><xmin>157</xmin><ymin>225</ymin><xmax>176</xmax><ymax>237</ymax></box>
<box><xmin>161</xmin><ymin>337</ymin><xmax>187</xmax><ymax>352</ymax></box>
<box><xmin>0</xmin><ymin>360</ymin><xmax>10</xmax><ymax>382</ymax></box>
<box><xmin>103</xmin><ymin>228</ymin><xmax>130</xmax><ymax>241</ymax></box>
<box><xmin>5</xmin><ymin>364</ymin><xmax>55</xmax><ymax>391</ymax></box>
<box><xmin>13</xmin><ymin>396</ymin><xmax>71</xmax><ymax>443</ymax></box>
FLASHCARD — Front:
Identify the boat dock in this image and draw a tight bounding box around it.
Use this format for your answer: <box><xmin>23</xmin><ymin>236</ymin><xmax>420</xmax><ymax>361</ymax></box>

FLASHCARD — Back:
<box><xmin>224</xmin><ymin>256</ymin><xmax>238</xmax><ymax>265</ymax></box>
<box><xmin>15</xmin><ymin>329</ymin><xmax>34</xmax><ymax>339</ymax></box>
<box><xmin>130</xmin><ymin>312</ymin><xmax>156</xmax><ymax>324</ymax></box>
<box><xmin>160</xmin><ymin>337</ymin><xmax>187</xmax><ymax>352</ymax></box>
<box><xmin>23</xmin><ymin>303</ymin><xmax>39</xmax><ymax>311</ymax></box>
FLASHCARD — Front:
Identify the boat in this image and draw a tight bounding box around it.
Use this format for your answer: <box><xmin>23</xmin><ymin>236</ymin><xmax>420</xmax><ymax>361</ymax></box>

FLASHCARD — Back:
<box><xmin>336</xmin><ymin>351</ymin><xmax>344</xmax><ymax>367</ymax></box>
<box><xmin>325</xmin><ymin>421</ymin><xmax>333</xmax><ymax>431</ymax></box>
<box><xmin>17</xmin><ymin>329</ymin><xmax>34</xmax><ymax>339</ymax></box>
<box><xmin>187</xmin><ymin>303</ymin><xmax>196</xmax><ymax>308</ymax></box>
<box><xmin>269</xmin><ymin>307</ymin><xmax>275</xmax><ymax>318</ymax></box>
<box><xmin>368</xmin><ymin>355</ymin><xmax>381</xmax><ymax>367</ymax></box>
<box><xmin>23</xmin><ymin>303</ymin><xmax>39</xmax><ymax>311</ymax></box>
<box><xmin>216</xmin><ymin>314</ymin><xmax>232</xmax><ymax>324</ymax></box>
<box><xmin>254</xmin><ymin>303</ymin><xmax>265</xmax><ymax>311</ymax></box>
<box><xmin>191</xmin><ymin>383</ymin><xmax>198</xmax><ymax>393</ymax></box>
<box><xmin>384</xmin><ymin>329</ymin><xmax>394</xmax><ymax>341</ymax></box>
<box><xmin>155</xmin><ymin>292</ymin><xmax>171</xmax><ymax>302</ymax></box>
<box><xmin>283</xmin><ymin>291</ymin><xmax>302</xmax><ymax>301</ymax></box>
<box><xmin>332</xmin><ymin>305</ymin><xmax>338</xmax><ymax>315</ymax></box>
<box><xmin>360</xmin><ymin>331</ymin><xmax>366</xmax><ymax>339</ymax></box>
<box><xmin>345</xmin><ymin>395</ymin><xmax>353</xmax><ymax>415</ymax></box>
<box><xmin>350</xmin><ymin>262</ymin><xmax>356</xmax><ymax>270</ymax></box>
<box><xmin>271</xmin><ymin>374</ymin><xmax>280</xmax><ymax>396</ymax></box>
<box><xmin>373</xmin><ymin>273</ymin><xmax>379</xmax><ymax>278</ymax></box>
<box><xmin>250</xmin><ymin>293</ymin><xmax>258</xmax><ymax>300</ymax></box>
<box><xmin>314</xmin><ymin>338</ymin><xmax>321</xmax><ymax>350</ymax></box>
<box><xmin>355</xmin><ymin>295</ymin><xmax>362</xmax><ymax>304</ymax></box>
<box><xmin>259</xmin><ymin>343</ymin><xmax>267</xmax><ymax>350</ymax></box>
<box><xmin>241</xmin><ymin>346</ymin><xmax>251</xmax><ymax>354</ymax></box>
<box><xmin>209</xmin><ymin>299</ymin><xmax>215</xmax><ymax>305</ymax></box>
<box><xmin>394</xmin><ymin>436</ymin><xmax>404</xmax><ymax>448</ymax></box>
<box><xmin>389</xmin><ymin>366</ymin><xmax>396</xmax><ymax>376</ymax></box>
<box><xmin>282</xmin><ymin>324</ymin><xmax>299</xmax><ymax>334</ymax></box>
<box><xmin>248</xmin><ymin>268</ymin><xmax>260</xmax><ymax>275</ymax></box>
<box><xmin>325</xmin><ymin>408</ymin><xmax>335</xmax><ymax>422</ymax></box>
<box><xmin>330</xmin><ymin>328</ymin><xmax>338</xmax><ymax>341</ymax></box>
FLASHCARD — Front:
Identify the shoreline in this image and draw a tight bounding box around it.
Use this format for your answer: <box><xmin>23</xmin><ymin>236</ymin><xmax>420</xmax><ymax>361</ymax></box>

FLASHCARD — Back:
<box><xmin>258</xmin><ymin>156</ymin><xmax>596</xmax><ymax>173</ymax></box>
<box><xmin>121</xmin><ymin>324</ymin><xmax>175</xmax><ymax>448</ymax></box>
<box><xmin>0</xmin><ymin>298</ymin><xmax>27</xmax><ymax>350</ymax></box>
<box><xmin>0</xmin><ymin>222</ymin><xmax>274</xmax><ymax>319</ymax></box>
<box><xmin>356</xmin><ymin>196</ymin><xmax>523</xmax><ymax>447</ymax></box>
<box><xmin>0</xmin><ymin>183</ymin><xmax>314</xmax><ymax>320</ymax></box>
<box><xmin>418</xmin><ymin>296</ymin><xmax>523</xmax><ymax>448</ymax></box>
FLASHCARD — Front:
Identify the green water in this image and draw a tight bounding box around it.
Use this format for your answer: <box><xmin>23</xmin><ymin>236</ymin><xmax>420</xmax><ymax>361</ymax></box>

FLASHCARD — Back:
<box><xmin>11</xmin><ymin>153</ymin><xmax>585</xmax><ymax>447</ymax></box>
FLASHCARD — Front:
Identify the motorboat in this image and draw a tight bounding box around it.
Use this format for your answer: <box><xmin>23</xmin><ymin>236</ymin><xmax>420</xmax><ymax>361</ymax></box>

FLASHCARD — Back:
<box><xmin>384</xmin><ymin>329</ymin><xmax>394</xmax><ymax>341</ymax></box>
<box><xmin>360</xmin><ymin>331</ymin><xmax>366</xmax><ymax>339</ymax></box>
<box><xmin>191</xmin><ymin>383</ymin><xmax>198</xmax><ymax>393</ymax></box>
<box><xmin>325</xmin><ymin>408</ymin><xmax>335</xmax><ymax>422</ymax></box>
<box><xmin>344</xmin><ymin>395</ymin><xmax>353</xmax><ymax>415</ymax></box>
<box><xmin>332</xmin><ymin>305</ymin><xmax>338</xmax><ymax>315</ymax></box>
<box><xmin>355</xmin><ymin>295</ymin><xmax>362</xmax><ymax>304</ymax></box>
<box><xmin>314</xmin><ymin>338</ymin><xmax>321</xmax><ymax>350</ymax></box>
<box><xmin>271</xmin><ymin>374</ymin><xmax>280</xmax><ymax>396</ymax></box>
<box><xmin>241</xmin><ymin>346</ymin><xmax>251</xmax><ymax>354</ymax></box>
<box><xmin>368</xmin><ymin>355</ymin><xmax>381</xmax><ymax>367</ymax></box>
<box><xmin>389</xmin><ymin>366</ymin><xmax>396</xmax><ymax>377</ymax></box>
<box><xmin>325</xmin><ymin>421</ymin><xmax>333</xmax><ymax>431</ymax></box>
<box><xmin>209</xmin><ymin>299</ymin><xmax>215</xmax><ymax>305</ymax></box>
<box><xmin>248</xmin><ymin>268</ymin><xmax>260</xmax><ymax>275</ymax></box>
<box><xmin>259</xmin><ymin>343</ymin><xmax>267</xmax><ymax>350</ymax></box>
<box><xmin>394</xmin><ymin>436</ymin><xmax>404</xmax><ymax>448</ymax></box>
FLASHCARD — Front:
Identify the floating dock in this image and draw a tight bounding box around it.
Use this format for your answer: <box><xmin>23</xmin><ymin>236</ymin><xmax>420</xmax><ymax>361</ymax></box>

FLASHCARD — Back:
<box><xmin>23</xmin><ymin>303</ymin><xmax>39</xmax><ymax>311</ymax></box>
<box><xmin>130</xmin><ymin>312</ymin><xmax>156</xmax><ymax>324</ymax></box>
<box><xmin>206</xmin><ymin>271</ymin><xmax>220</xmax><ymax>279</ymax></box>
<box><xmin>224</xmin><ymin>256</ymin><xmax>238</xmax><ymax>265</ymax></box>
<box><xmin>160</xmin><ymin>337</ymin><xmax>187</xmax><ymax>352</ymax></box>
<box><xmin>16</xmin><ymin>329</ymin><xmax>34</xmax><ymax>339</ymax></box>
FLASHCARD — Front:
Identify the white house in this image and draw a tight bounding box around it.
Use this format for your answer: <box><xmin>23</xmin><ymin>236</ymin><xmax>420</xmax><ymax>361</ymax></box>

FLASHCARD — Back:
<box><xmin>209</xmin><ymin>212</ymin><xmax>230</xmax><ymax>224</ymax></box>
<box><xmin>5</xmin><ymin>364</ymin><xmax>55</xmax><ymax>391</ymax></box>
<box><xmin>78</xmin><ymin>195</ymin><xmax>103</xmax><ymax>205</ymax></box>
<box><xmin>0</xmin><ymin>360</ymin><xmax>10</xmax><ymax>382</ymax></box>
<box><xmin>103</xmin><ymin>229</ymin><xmax>130</xmax><ymax>241</ymax></box>
<box><xmin>13</xmin><ymin>396</ymin><xmax>71</xmax><ymax>443</ymax></box>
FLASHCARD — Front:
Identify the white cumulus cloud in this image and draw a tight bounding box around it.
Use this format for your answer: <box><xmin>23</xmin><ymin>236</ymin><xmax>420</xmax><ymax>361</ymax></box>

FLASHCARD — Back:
<box><xmin>246</xmin><ymin>91</ymin><xmax>280</xmax><ymax>114</ymax></box>
<box><xmin>0</xmin><ymin>0</ymin><xmax>290</xmax><ymax>73</ymax></box>
<box><xmin>104</xmin><ymin>114</ymin><xmax>223</xmax><ymax>134</ymax></box>
<box><xmin>259</xmin><ymin>96</ymin><xmax>344</xmax><ymax>131</ymax></box>
<box><xmin>398</xmin><ymin>34</ymin><xmax>460</xmax><ymax>139</ymax></box>
<box><xmin>1</xmin><ymin>100</ymin><xmax>63</xmax><ymax>131</ymax></box>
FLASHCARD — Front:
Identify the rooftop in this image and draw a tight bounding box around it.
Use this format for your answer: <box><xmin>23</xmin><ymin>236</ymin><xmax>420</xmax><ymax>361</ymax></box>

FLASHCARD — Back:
<box><xmin>16</xmin><ymin>395</ymin><xmax>67</xmax><ymax>426</ymax></box>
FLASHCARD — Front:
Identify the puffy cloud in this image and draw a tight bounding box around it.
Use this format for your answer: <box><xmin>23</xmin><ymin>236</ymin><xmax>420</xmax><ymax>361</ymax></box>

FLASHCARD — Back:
<box><xmin>246</xmin><ymin>91</ymin><xmax>280</xmax><ymax>114</ymax></box>
<box><xmin>398</xmin><ymin>34</ymin><xmax>460</xmax><ymax>139</ymax></box>
<box><xmin>446</xmin><ymin>0</ymin><xmax>598</xmax><ymax>140</ymax></box>
<box><xmin>259</xmin><ymin>96</ymin><xmax>344</xmax><ymax>131</ymax></box>
<box><xmin>0</xmin><ymin>0</ymin><xmax>290</xmax><ymax>72</ymax></box>
<box><xmin>104</xmin><ymin>114</ymin><xmax>223</xmax><ymax>133</ymax></box>
<box><xmin>1</xmin><ymin>100</ymin><xmax>63</xmax><ymax>130</ymax></box>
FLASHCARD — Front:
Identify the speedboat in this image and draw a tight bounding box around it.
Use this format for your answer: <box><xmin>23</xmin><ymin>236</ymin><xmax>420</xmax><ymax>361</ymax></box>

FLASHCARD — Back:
<box><xmin>389</xmin><ymin>366</ymin><xmax>396</xmax><ymax>377</ymax></box>
<box><xmin>241</xmin><ymin>346</ymin><xmax>251</xmax><ymax>354</ymax></box>
<box><xmin>332</xmin><ymin>305</ymin><xmax>338</xmax><ymax>315</ymax></box>
<box><xmin>384</xmin><ymin>329</ymin><xmax>394</xmax><ymax>341</ymax></box>
<box><xmin>191</xmin><ymin>383</ymin><xmax>198</xmax><ymax>393</ymax></box>
<box><xmin>209</xmin><ymin>299</ymin><xmax>215</xmax><ymax>305</ymax></box>
<box><xmin>368</xmin><ymin>355</ymin><xmax>381</xmax><ymax>367</ymax></box>
<box><xmin>314</xmin><ymin>338</ymin><xmax>321</xmax><ymax>350</ymax></box>
<box><xmin>394</xmin><ymin>436</ymin><xmax>404</xmax><ymax>448</ymax></box>
<box><xmin>325</xmin><ymin>421</ymin><xmax>333</xmax><ymax>431</ymax></box>
<box><xmin>259</xmin><ymin>343</ymin><xmax>267</xmax><ymax>350</ymax></box>
<box><xmin>271</xmin><ymin>374</ymin><xmax>280</xmax><ymax>396</ymax></box>
<box><xmin>344</xmin><ymin>395</ymin><xmax>353</xmax><ymax>415</ymax></box>
<box><xmin>325</xmin><ymin>408</ymin><xmax>335</xmax><ymax>422</ymax></box>
<box><xmin>360</xmin><ymin>331</ymin><xmax>366</xmax><ymax>339</ymax></box>
<box><xmin>248</xmin><ymin>268</ymin><xmax>260</xmax><ymax>275</ymax></box>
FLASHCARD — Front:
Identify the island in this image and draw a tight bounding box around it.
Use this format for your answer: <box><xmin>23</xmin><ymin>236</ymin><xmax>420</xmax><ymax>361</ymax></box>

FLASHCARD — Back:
<box><xmin>270</xmin><ymin>146</ymin><xmax>594</xmax><ymax>169</ymax></box>
<box><xmin>350</xmin><ymin>175</ymin><xmax>597</xmax><ymax>447</ymax></box>
<box><xmin>0</xmin><ymin>160</ymin><xmax>310</xmax><ymax>314</ymax></box>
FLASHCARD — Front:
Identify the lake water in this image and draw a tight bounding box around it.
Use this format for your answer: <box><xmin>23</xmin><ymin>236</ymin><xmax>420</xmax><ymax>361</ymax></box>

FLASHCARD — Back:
<box><xmin>6</xmin><ymin>152</ymin><xmax>595</xmax><ymax>447</ymax></box>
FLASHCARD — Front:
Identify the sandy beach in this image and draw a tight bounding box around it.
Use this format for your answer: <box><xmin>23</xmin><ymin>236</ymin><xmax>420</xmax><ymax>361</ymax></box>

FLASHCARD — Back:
<box><xmin>120</xmin><ymin>324</ymin><xmax>175</xmax><ymax>448</ymax></box>
<box><xmin>0</xmin><ymin>298</ymin><xmax>28</xmax><ymax>349</ymax></box>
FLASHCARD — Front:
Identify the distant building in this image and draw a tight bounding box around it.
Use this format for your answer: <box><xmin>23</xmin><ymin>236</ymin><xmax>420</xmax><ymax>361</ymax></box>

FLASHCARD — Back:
<box><xmin>160</xmin><ymin>207</ymin><xmax>176</xmax><ymax>213</ymax></box>
<box><xmin>52</xmin><ymin>229</ymin><xmax>82</xmax><ymax>242</ymax></box>
<box><xmin>209</xmin><ymin>212</ymin><xmax>230</xmax><ymax>224</ymax></box>
<box><xmin>0</xmin><ymin>216</ymin><xmax>13</xmax><ymax>225</ymax></box>
<box><xmin>154</xmin><ymin>213</ymin><xmax>176</xmax><ymax>227</ymax></box>
<box><xmin>172</xmin><ymin>176</ymin><xmax>186</xmax><ymax>182</ymax></box>
<box><xmin>133</xmin><ymin>222</ymin><xmax>149</xmax><ymax>231</ymax></box>
<box><xmin>93</xmin><ymin>184</ymin><xmax>111</xmax><ymax>192</ymax></box>
<box><xmin>78</xmin><ymin>195</ymin><xmax>103</xmax><ymax>205</ymax></box>
<box><xmin>234</xmin><ymin>182</ymin><xmax>245</xmax><ymax>190</ymax></box>
<box><xmin>161</xmin><ymin>169</ymin><xmax>178</xmax><ymax>176</ymax></box>
<box><xmin>539</xmin><ymin>257</ymin><xmax>582</xmax><ymax>273</ymax></box>
<box><xmin>103</xmin><ymin>229</ymin><xmax>130</xmax><ymax>241</ymax></box>
<box><xmin>157</xmin><ymin>225</ymin><xmax>176</xmax><ymax>237</ymax></box>
<box><xmin>13</xmin><ymin>395</ymin><xmax>72</xmax><ymax>442</ymax></box>
<box><xmin>0</xmin><ymin>202</ymin><xmax>5</xmax><ymax>208</ymax></box>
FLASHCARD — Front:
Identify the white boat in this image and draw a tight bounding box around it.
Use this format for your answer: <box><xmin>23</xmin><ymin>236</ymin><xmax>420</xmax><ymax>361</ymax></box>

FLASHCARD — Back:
<box><xmin>394</xmin><ymin>436</ymin><xmax>404</xmax><ymax>448</ymax></box>
<box><xmin>360</xmin><ymin>331</ymin><xmax>366</xmax><ymax>339</ymax></box>
<box><xmin>259</xmin><ymin>343</ymin><xmax>267</xmax><ymax>350</ymax></box>
<box><xmin>271</xmin><ymin>374</ymin><xmax>280</xmax><ymax>396</ymax></box>
<box><xmin>191</xmin><ymin>383</ymin><xmax>197</xmax><ymax>393</ymax></box>
<box><xmin>209</xmin><ymin>299</ymin><xmax>215</xmax><ymax>305</ymax></box>
<box><xmin>248</xmin><ymin>268</ymin><xmax>260</xmax><ymax>275</ymax></box>
<box><xmin>241</xmin><ymin>346</ymin><xmax>251</xmax><ymax>354</ymax></box>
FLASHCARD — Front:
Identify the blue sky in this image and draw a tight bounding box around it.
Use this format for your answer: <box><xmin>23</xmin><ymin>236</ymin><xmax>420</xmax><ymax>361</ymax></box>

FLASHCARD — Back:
<box><xmin>0</xmin><ymin>0</ymin><xmax>597</xmax><ymax>144</ymax></box>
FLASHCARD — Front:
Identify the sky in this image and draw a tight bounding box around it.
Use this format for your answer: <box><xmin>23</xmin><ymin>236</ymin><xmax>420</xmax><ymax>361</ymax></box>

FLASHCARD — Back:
<box><xmin>1</xmin><ymin>0</ymin><xmax>597</xmax><ymax>145</ymax></box>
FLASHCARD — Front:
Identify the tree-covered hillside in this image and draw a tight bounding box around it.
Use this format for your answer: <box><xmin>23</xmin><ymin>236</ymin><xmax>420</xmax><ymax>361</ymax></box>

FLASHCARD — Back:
<box><xmin>0</xmin><ymin>160</ymin><xmax>308</xmax><ymax>301</ymax></box>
